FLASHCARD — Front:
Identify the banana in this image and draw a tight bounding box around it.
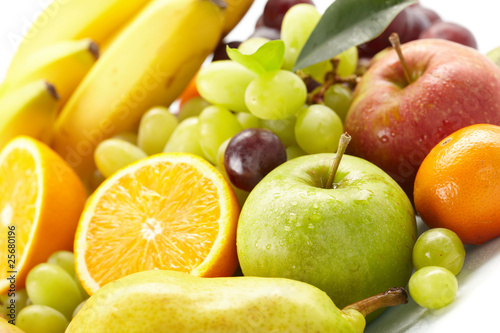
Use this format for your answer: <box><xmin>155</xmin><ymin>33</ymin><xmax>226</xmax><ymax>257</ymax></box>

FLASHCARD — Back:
<box><xmin>2</xmin><ymin>39</ymin><xmax>99</xmax><ymax>107</ymax></box>
<box><xmin>223</xmin><ymin>0</ymin><xmax>255</xmax><ymax>36</ymax></box>
<box><xmin>0</xmin><ymin>80</ymin><xmax>59</xmax><ymax>149</ymax></box>
<box><xmin>7</xmin><ymin>0</ymin><xmax>151</xmax><ymax>77</ymax></box>
<box><xmin>51</xmin><ymin>0</ymin><xmax>225</xmax><ymax>183</ymax></box>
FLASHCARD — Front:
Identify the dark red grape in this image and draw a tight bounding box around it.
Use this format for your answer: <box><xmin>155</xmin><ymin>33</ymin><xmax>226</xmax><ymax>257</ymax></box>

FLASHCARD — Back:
<box><xmin>255</xmin><ymin>14</ymin><xmax>265</xmax><ymax>28</ymax></box>
<box><xmin>212</xmin><ymin>41</ymin><xmax>242</xmax><ymax>62</ymax></box>
<box><xmin>419</xmin><ymin>21</ymin><xmax>477</xmax><ymax>49</ymax></box>
<box><xmin>224</xmin><ymin>128</ymin><xmax>287</xmax><ymax>192</ymax></box>
<box><xmin>249</xmin><ymin>26</ymin><xmax>281</xmax><ymax>40</ymax></box>
<box><xmin>263</xmin><ymin>0</ymin><xmax>315</xmax><ymax>30</ymax></box>
<box><xmin>405</xmin><ymin>7</ymin><xmax>431</xmax><ymax>41</ymax></box>
<box><xmin>357</xmin><ymin>8</ymin><xmax>411</xmax><ymax>57</ymax></box>
<box><xmin>411</xmin><ymin>5</ymin><xmax>441</xmax><ymax>23</ymax></box>
<box><xmin>357</xmin><ymin>5</ymin><xmax>431</xmax><ymax>58</ymax></box>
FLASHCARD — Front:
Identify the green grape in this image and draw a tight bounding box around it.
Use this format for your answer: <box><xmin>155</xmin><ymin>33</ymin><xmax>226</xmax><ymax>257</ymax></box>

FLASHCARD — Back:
<box><xmin>303</xmin><ymin>46</ymin><xmax>358</xmax><ymax>83</ymax></box>
<box><xmin>25</xmin><ymin>263</ymin><xmax>83</xmax><ymax>320</ymax></box>
<box><xmin>16</xmin><ymin>305</ymin><xmax>68</xmax><ymax>333</ymax></box>
<box><xmin>281</xmin><ymin>3</ymin><xmax>321</xmax><ymax>70</ymax></box>
<box><xmin>163</xmin><ymin>117</ymin><xmax>207</xmax><ymax>160</ymax></box>
<box><xmin>198</xmin><ymin>105</ymin><xmax>243</xmax><ymax>164</ymax></box>
<box><xmin>47</xmin><ymin>251</ymin><xmax>88</xmax><ymax>299</ymax></box>
<box><xmin>409</xmin><ymin>266</ymin><xmax>458</xmax><ymax>309</ymax></box>
<box><xmin>245</xmin><ymin>70</ymin><xmax>307</xmax><ymax>120</ymax></box>
<box><xmin>295</xmin><ymin>104</ymin><xmax>343</xmax><ymax>154</ymax></box>
<box><xmin>259</xmin><ymin>116</ymin><xmax>297</xmax><ymax>147</ymax></box>
<box><xmin>112</xmin><ymin>131</ymin><xmax>138</xmax><ymax>145</ymax></box>
<box><xmin>0</xmin><ymin>288</ymin><xmax>28</xmax><ymax>320</ymax></box>
<box><xmin>236</xmin><ymin>112</ymin><xmax>260</xmax><ymax>129</ymax></box>
<box><xmin>196</xmin><ymin>60</ymin><xmax>258</xmax><ymax>112</ymax></box>
<box><xmin>336</xmin><ymin>46</ymin><xmax>358</xmax><ymax>77</ymax></box>
<box><xmin>177</xmin><ymin>97</ymin><xmax>210</xmax><ymax>122</ymax></box>
<box><xmin>286</xmin><ymin>145</ymin><xmax>307</xmax><ymax>160</ymax></box>
<box><xmin>137</xmin><ymin>106</ymin><xmax>178</xmax><ymax>155</ymax></box>
<box><xmin>72</xmin><ymin>299</ymin><xmax>87</xmax><ymax>318</ymax></box>
<box><xmin>215</xmin><ymin>140</ymin><xmax>249</xmax><ymax>206</ymax></box>
<box><xmin>47</xmin><ymin>251</ymin><xmax>75</xmax><ymax>276</ymax></box>
<box><xmin>238</xmin><ymin>37</ymin><xmax>269</xmax><ymax>55</ymax></box>
<box><xmin>216</xmin><ymin>138</ymin><xmax>231</xmax><ymax>168</ymax></box>
<box><xmin>413</xmin><ymin>228</ymin><xmax>466</xmax><ymax>275</ymax></box>
<box><xmin>94</xmin><ymin>138</ymin><xmax>147</xmax><ymax>178</ymax></box>
<box><xmin>323</xmin><ymin>84</ymin><xmax>353</xmax><ymax>122</ymax></box>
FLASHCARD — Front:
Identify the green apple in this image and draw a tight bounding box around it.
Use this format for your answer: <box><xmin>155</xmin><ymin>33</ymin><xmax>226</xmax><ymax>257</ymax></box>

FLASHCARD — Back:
<box><xmin>237</xmin><ymin>148</ymin><xmax>416</xmax><ymax>320</ymax></box>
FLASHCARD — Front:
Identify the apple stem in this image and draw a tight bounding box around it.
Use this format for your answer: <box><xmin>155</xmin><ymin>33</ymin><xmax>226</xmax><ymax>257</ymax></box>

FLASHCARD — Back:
<box><xmin>342</xmin><ymin>287</ymin><xmax>408</xmax><ymax>318</ymax></box>
<box><xmin>389</xmin><ymin>33</ymin><xmax>412</xmax><ymax>84</ymax></box>
<box><xmin>325</xmin><ymin>133</ymin><xmax>351</xmax><ymax>189</ymax></box>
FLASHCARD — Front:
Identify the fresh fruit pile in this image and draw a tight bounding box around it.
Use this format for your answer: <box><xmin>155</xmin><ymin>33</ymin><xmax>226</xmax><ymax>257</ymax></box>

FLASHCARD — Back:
<box><xmin>0</xmin><ymin>0</ymin><xmax>499</xmax><ymax>332</ymax></box>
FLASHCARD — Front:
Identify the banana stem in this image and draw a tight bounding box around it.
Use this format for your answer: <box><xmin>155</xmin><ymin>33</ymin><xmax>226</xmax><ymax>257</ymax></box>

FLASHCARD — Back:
<box><xmin>342</xmin><ymin>287</ymin><xmax>408</xmax><ymax>317</ymax></box>
<box><xmin>325</xmin><ymin>133</ymin><xmax>351</xmax><ymax>189</ymax></box>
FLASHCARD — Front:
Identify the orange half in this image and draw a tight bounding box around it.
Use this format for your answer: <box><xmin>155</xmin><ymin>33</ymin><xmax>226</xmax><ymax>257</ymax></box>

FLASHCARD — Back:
<box><xmin>75</xmin><ymin>152</ymin><xmax>240</xmax><ymax>295</ymax></box>
<box><xmin>0</xmin><ymin>136</ymin><xmax>87</xmax><ymax>292</ymax></box>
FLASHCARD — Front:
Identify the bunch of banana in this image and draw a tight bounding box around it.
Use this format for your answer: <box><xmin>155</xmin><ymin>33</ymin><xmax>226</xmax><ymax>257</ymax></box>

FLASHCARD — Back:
<box><xmin>0</xmin><ymin>0</ymin><xmax>253</xmax><ymax>184</ymax></box>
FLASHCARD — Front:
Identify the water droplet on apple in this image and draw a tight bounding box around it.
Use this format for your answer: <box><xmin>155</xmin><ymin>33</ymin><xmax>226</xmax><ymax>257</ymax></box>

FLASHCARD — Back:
<box><xmin>313</xmin><ymin>203</ymin><xmax>319</xmax><ymax>209</ymax></box>
<box><xmin>390</xmin><ymin>131</ymin><xmax>396</xmax><ymax>137</ymax></box>
<box><xmin>266</xmin><ymin>244</ymin><xmax>272</xmax><ymax>250</ymax></box>
<box><xmin>273</xmin><ymin>193</ymin><xmax>281</xmax><ymax>199</ymax></box>
<box><xmin>379</xmin><ymin>135</ymin><xmax>389</xmax><ymax>143</ymax></box>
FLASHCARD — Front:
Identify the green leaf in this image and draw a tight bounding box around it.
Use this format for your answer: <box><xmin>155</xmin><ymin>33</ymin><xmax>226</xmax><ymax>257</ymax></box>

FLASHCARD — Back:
<box><xmin>293</xmin><ymin>0</ymin><xmax>417</xmax><ymax>71</ymax></box>
<box><xmin>227</xmin><ymin>40</ymin><xmax>285</xmax><ymax>75</ymax></box>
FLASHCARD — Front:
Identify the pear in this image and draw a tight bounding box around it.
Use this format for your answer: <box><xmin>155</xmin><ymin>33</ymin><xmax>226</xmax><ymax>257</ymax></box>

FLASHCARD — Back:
<box><xmin>67</xmin><ymin>270</ymin><xmax>407</xmax><ymax>332</ymax></box>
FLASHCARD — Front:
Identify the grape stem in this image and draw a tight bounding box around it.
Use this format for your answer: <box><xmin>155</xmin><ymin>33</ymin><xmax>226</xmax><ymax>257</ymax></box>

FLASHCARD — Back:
<box><xmin>389</xmin><ymin>33</ymin><xmax>413</xmax><ymax>84</ymax></box>
<box><xmin>325</xmin><ymin>132</ymin><xmax>351</xmax><ymax>189</ymax></box>
<box><xmin>342</xmin><ymin>287</ymin><xmax>409</xmax><ymax>317</ymax></box>
<box><xmin>304</xmin><ymin>58</ymin><xmax>359</xmax><ymax>105</ymax></box>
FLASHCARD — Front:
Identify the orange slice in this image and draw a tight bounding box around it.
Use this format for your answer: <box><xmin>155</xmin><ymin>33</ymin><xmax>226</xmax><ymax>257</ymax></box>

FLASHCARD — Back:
<box><xmin>75</xmin><ymin>152</ymin><xmax>240</xmax><ymax>295</ymax></box>
<box><xmin>0</xmin><ymin>136</ymin><xmax>87</xmax><ymax>292</ymax></box>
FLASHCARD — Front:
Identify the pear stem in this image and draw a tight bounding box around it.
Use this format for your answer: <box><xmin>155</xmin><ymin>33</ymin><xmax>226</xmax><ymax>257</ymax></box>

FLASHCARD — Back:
<box><xmin>342</xmin><ymin>287</ymin><xmax>408</xmax><ymax>317</ymax></box>
<box><xmin>389</xmin><ymin>33</ymin><xmax>412</xmax><ymax>84</ymax></box>
<box><xmin>325</xmin><ymin>133</ymin><xmax>351</xmax><ymax>189</ymax></box>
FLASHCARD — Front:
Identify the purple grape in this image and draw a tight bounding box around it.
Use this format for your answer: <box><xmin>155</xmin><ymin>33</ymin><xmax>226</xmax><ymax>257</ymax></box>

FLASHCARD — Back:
<box><xmin>419</xmin><ymin>21</ymin><xmax>477</xmax><ymax>49</ymax></box>
<box><xmin>411</xmin><ymin>5</ymin><xmax>441</xmax><ymax>24</ymax></box>
<box><xmin>263</xmin><ymin>0</ymin><xmax>315</xmax><ymax>30</ymax></box>
<box><xmin>249</xmin><ymin>26</ymin><xmax>281</xmax><ymax>40</ymax></box>
<box><xmin>212</xmin><ymin>41</ymin><xmax>242</xmax><ymax>62</ymax></box>
<box><xmin>357</xmin><ymin>5</ymin><xmax>431</xmax><ymax>58</ymax></box>
<box><xmin>224</xmin><ymin>128</ymin><xmax>287</xmax><ymax>191</ymax></box>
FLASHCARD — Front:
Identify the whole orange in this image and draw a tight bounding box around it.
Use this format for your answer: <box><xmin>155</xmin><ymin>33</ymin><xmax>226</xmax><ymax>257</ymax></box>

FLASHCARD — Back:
<box><xmin>414</xmin><ymin>124</ymin><xmax>500</xmax><ymax>245</ymax></box>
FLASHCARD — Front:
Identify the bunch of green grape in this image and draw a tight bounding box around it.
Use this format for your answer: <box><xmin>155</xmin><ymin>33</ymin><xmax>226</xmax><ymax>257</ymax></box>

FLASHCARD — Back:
<box><xmin>93</xmin><ymin>3</ymin><xmax>357</xmax><ymax>205</ymax></box>
<box><xmin>409</xmin><ymin>228</ymin><xmax>465</xmax><ymax>309</ymax></box>
<box><xmin>4</xmin><ymin>251</ymin><xmax>89</xmax><ymax>333</ymax></box>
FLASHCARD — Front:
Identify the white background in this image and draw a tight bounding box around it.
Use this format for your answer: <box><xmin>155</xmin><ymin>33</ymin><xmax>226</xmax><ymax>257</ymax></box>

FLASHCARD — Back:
<box><xmin>0</xmin><ymin>0</ymin><xmax>500</xmax><ymax>332</ymax></box>
<box><xmin>1</xmin><ymin>0</ymin><xmax>500</xmax><ymax>80</ymax></box>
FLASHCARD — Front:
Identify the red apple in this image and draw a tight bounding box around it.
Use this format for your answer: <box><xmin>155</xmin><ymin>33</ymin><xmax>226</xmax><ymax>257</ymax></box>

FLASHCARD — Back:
<box><xmin>344</xmin><ymin>39</ymin><xmax>500</xmax><ymax>202</ymax></box>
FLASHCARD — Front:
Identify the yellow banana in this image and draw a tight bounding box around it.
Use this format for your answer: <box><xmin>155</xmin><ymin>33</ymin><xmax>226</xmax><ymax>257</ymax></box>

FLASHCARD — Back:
<box><xmin>7</xmin><ymin>0</ymin><xmax>151</xmax><ymax>77</ymax></box>
<box><xmin>223</xmin><ymin>0</ymin><xmax>255</xmax><ymax>36</ymax></box>
<box><xmin>3</xmin><ymin>39</ymin><xmax>99</xmax><ymax>107</ymax></box>
<box><xmin>51</xmin><ymin>0</ymin><xmax>225</xmax><ymax>183</ymax></box>
<box><xmin>0</xmin><ymin>80</ymin><xmax>59</xmax><ymax>149</ymax></box>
